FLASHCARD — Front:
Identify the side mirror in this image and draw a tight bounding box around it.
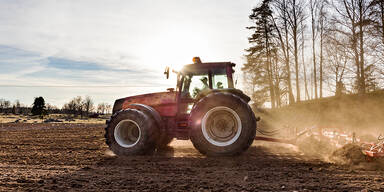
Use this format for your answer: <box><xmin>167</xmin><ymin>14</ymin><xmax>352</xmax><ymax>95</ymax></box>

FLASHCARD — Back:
<box><xmin>164</xmin><ymin>66</ymin><xmax>170</xmax><ymax>79</ymax></box>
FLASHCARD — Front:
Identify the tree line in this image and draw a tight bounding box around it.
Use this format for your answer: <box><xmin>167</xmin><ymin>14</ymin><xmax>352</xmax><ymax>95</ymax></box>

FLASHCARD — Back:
<box><xmin>243</xmin><ymin>0</ymin><xmax>384</xmax><ymax>108</ymax></box>
<box><xmin>61</xmin><ymin>96</ymin><xmax>111</xmax><ymax>117</ymax></box>
<box><xmin>0</xmin><ymin>96</ymin><xmax>112</xmax><ymax>117</ymax></box>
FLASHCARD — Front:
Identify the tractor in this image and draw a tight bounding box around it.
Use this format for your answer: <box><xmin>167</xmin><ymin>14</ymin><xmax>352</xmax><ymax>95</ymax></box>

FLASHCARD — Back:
<box><xmin>105</xmin><ymin>57</ymin><xmax>258</xmax><ymax>156</ymax></box>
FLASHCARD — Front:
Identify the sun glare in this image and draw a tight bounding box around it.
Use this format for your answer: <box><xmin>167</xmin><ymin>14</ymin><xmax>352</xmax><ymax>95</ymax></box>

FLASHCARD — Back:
<box><xmin>138</xmin><ymin>26</ymin><xmax>213</xmax><ymax>73</ymax></box>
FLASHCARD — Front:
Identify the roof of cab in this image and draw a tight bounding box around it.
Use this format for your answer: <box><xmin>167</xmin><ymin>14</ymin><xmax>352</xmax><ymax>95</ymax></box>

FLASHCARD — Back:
<box><xmin>181</xmin><ymin>62</ymin><xmax>236</xmax><ymax>74</ymax></box>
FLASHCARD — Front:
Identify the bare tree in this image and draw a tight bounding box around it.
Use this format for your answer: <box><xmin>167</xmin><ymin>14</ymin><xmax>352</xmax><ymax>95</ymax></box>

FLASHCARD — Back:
<box><xmin>105</xmin><ymin>104</ymin><xmax>112</xmax><ymax>114</ymax></box>
<box><xmin>63</xmin><ymin>96</ymin><xmax>83</xmax><ymax>117</ymax></box>
<box><xmin>83</xmin><ymin>96</ymin><xmax>94</xmax><ymax>117</ymax></box>
<box><xmin>3</xmin><ymin>100</ymin><xmax>10</xmax><ymax>114</ymax></box>
<box><xmin>370</xmin><ymin>0</ymin><xmax>384</xmax><ymax>44</ymax></box>
<box><xmin>324</xmin><ymin>30</ymin><xmax>350</xmax><ymax>95</ymax></box>
<box><xmin>285</xmin><ymin>0</ymin><xmax>307</xmax><ymax>102</ymax></box>
<box><xmin>318</xmin><ymin>0</ymin><xmax>328</xmax><ymax>98</ymax></box>
<box><xmin>12</xmin><ymin>100</ymin><xmax>21</xmax><ymax>114</ymax></box>
<box><xmin>369</xmin><ymin>0</ymin><xmax>384</xmax><ymax>79</ymax></box>
<box><xmin>332</xmin><ymin>0</ymin><xmax>371</xmax><ymax>94</ymax></box>
<box><xmin>73</xmin><ymin>96</ymin><xmax>83</xmax><ymax>117</ymax></box>
<box><xmin>272</xmin><ymin>0</ymin><xmax>295</xmax><ymax>104</ymax></box>
<box><xmin>97</xmin><ymin>103</ymin><xmax>106</xmax><ymax>115</ymax></box>
<box><xmin>310</xmin><ymin>0</ymin><xmax>319</xmax><ymax>99</ymax></box>
<box><xmin>0</xmin><ymin>99</ymin><xmax>4</xmax><ymax>113</ymax></box>
<box><xmin>300</xmin><ymin>19</ymin><xmax>310</xmax><ymax>100</ymax></box>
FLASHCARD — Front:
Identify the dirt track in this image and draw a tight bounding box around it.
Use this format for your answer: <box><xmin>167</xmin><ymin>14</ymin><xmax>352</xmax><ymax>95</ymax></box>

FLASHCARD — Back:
<box><xmin>1</xmin><ymin>123</ymin><xmax>383</xmax><ymax>191</ymax></box>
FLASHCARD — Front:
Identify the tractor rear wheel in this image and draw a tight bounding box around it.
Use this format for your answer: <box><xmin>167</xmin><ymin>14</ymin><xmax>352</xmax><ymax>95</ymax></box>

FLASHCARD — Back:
<box><xmin>105</xmin><ymin>109</ymin><xmax>158</xmax><ymax>155</ymax></box>
<box><xmin>189</xmin><ymin>92</ymin><xmax>256</xmax><ymax>156</ymax></box>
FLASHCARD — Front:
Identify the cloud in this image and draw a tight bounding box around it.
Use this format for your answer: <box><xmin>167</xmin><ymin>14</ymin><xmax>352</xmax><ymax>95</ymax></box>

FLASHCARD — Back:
<box><xmin>0</xmin><ymin>44</ymin><xmax>169</xmax><ymax>87</ymax></box>
<box><xmin>0</xmin><ymin>44</ymin><xmax>171</xmax><ymax>106</ymax></box>
<box><xmin>0</xmin><ymin>0</ymin><xmax>258</xmax><ymax>106</ymax></box>
<box><xmin>46</xmin><ymin>58</ymin><xmax>105</xmax><ymax>71</ymax></box>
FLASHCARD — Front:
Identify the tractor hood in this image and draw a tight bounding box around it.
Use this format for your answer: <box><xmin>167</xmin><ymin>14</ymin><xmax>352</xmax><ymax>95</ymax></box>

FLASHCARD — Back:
<box><xmin>112</xmin><ymin>91</ymin><xmax>177</xmax><ymax>114</ymax></box>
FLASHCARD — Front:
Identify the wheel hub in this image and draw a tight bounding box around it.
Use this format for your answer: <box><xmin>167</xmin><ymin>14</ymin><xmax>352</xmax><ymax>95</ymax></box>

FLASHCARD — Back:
<box><xmin>114</xmin><ymin>119</ymin><xmax>141</xmax><ymax>148</ymax></box>
<box><xmin>202</xmin><ymin>106</ymin><xmax>242</xmax><ymax>147</ymax></box>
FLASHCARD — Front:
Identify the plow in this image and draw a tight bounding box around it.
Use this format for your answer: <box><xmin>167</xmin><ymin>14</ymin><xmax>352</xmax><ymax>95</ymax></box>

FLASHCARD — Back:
<box><xmin>362</xmin><ymin>135</ymin><xmax>384</xmax><ymax>159</ymax></box>
<box><xmin>256</xmin><ymin>126</ymin><xmax>384</xmax><ymax>161</ymax></box>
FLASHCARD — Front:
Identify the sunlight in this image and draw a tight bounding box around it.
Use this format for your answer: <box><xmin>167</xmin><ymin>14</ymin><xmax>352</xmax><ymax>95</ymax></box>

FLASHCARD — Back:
<box><xmin>138</xmin><ymin>26</ymin><xmax>213</xmax><ymax>72</ymax></box>
<box><xmin>131</xmin><ymin>26</ymin><xmax>217</xmax><ymax>91</ymax></box>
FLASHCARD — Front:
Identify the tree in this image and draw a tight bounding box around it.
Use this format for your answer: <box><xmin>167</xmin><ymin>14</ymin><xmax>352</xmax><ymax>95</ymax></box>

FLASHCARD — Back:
<box><xmin>15</xmin><ymin>100</ymin><xmax>21</xmax><ymax>114</ymax></box>
<box><xmin>369</xmin><ymin>0</ymin><xmax>384</xmax><ymax>75</ymax></box>
<box><xmin>300</xmin><ymin>19</ymin><xmax>310</xmax><ymax>100</ymax></box>
<box><xmin>11</xmin><ymin>100</ymin><xmax>21</xmax><ymax>114</ymax></box>
<box><xmin>318</xmin><ymin>0</ymin><xmax>328</xmax><ymax>98</ymax></box>
<box><xmin>274</xmin><ymin>0</ymin><xmax>306</xmax><ymax>102</ymax></box>
<box><xmin>31</xmin><ymin>96</ymin><xmax>46</xmax><ymax>116</ymax></box>
<box><xmin>332</xmin><ymin>0</ymin><xmax>371</xmax><ymax>94</ymax></box>
<box><xmin>370</xmin><ymin>0</ymin><xmax>384</xmax><ymax>45</ymax></box>
<box><xmin>105</xmin><ymin>104</ymin><xmax>112</xmax><ymax>114</ymax></box>
<box><xmin>83</xmin><ymin>96</ymin><xmax>94</xmax><ymax>117</ymax></box>
<box><xmin>1</xmin><ymin>100</ymin><xmax>10</xmax><ymax>114</ymax></box>
<box><xmin>73</xmin><ymin>96</ymin><xmax>83</xmax><ymax>117</ymax></box>
<box><xmin>97</xmin><ymin>102</ymin><xmax>112</xmax><ymax>115</ymax></box>
<box><xmin>273</xmin><ymin>0</ymin><xmax>295</xmax><ymax>104</ymax></box>
<box><xmin>244</xmin><ymin>0</ymin><xmax>279</xmax><ymax>108</ymax></box>
<box><xmin>242</xmin><ymin>56</ymin><xmax>271</xmax><ymax>107</ymax></box>
<box><xmin>63</xmin><ymin>96</ymin><xmax>83</xmax><ymax>117</ymax></box>
<box><xmin>310</xmin><ymin>0</ymin><xmax>319</xmax><ymax>99</ymax></box>
<box><xmin>97</xmin><ymin>103</ymin><xmax>106</xmax><ymax>114</ymax></box>
<box><xmin>286</xmin><ymin>0</ymin><xmax>306</xmax><ymax>102</ymax></box>
<box><xmin>324</xmin><ymin>30</ymin><xmax>350</xmax><ymax>95</ymax></box>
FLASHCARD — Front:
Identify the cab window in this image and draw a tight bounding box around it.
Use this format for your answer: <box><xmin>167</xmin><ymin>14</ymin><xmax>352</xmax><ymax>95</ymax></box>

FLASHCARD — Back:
<box><xmin>182</xmin><ymin>75</ymin><xmax>209</xmax><ymax>98</ymax></box>
<box><xmin>212</xmin><ymin>74</ymin><xmax>228</xmax><ymax>89</ymax></box>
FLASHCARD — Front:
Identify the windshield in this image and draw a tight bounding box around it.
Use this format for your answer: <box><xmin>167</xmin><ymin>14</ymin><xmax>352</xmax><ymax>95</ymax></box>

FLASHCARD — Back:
<box><xmin>182</xmin><ymin>75</ymin><xmax>209</xmax><ymax>98</ymax></box>
<box><xmin>212</xmin><ymin>74</ymin><xmax>228</xmax><ymax>89</ymax></box>
<box><xmin>181</xmin><ymin>73</ymin><xmax>229</xmax><ymax>99</ymax></box>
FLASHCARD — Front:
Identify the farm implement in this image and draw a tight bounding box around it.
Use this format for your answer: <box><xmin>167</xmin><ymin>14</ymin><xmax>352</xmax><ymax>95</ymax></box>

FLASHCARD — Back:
<box><xmin>362</xmin><ymin>135</ymin><xmax>384</xmax><ymax>159</ymax></box>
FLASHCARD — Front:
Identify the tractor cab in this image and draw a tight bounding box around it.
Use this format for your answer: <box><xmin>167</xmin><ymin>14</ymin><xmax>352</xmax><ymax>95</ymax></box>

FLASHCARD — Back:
<box><xmin>178</xmin><ymin>59</ymin><xmax>235</xmax><ymax>96</ymax></box>
<box><xmin>173</xmin><ymin>57</ymin><xmax>236</xmax><ymax>114</ymax></box>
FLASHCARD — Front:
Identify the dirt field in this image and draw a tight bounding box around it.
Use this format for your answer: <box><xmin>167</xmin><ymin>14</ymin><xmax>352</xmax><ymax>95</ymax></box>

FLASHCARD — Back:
<box><xmin>1</xmin><ymin>123</ymin><xmax>383</xmax><ymax>191</ymax></box>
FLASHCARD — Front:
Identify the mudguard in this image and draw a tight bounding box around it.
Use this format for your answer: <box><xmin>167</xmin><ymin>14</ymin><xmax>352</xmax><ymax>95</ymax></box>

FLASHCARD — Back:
<box><xmin>195</xmin><ymin>88</ymin><xmax>251</xmax><ymax>103</ymax></box>
<box><xmin>128</xmin><ymin>103</ymin><xmax>164</xmax><ymax>130</ymax></box>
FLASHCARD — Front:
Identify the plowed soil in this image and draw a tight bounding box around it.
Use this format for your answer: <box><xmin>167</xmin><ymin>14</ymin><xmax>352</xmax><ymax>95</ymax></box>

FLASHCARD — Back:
<box><xmin>1</xmin><ymin>123</ymin><xmax>383</xmax><ymax>191</ymax></box>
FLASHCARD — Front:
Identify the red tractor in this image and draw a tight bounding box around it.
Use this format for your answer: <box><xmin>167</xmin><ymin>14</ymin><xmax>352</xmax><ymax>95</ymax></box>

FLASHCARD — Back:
<box><xmin>105</xmin><ymin>57</ymin><xmax>258</xmax><ymax>156</ymax></box>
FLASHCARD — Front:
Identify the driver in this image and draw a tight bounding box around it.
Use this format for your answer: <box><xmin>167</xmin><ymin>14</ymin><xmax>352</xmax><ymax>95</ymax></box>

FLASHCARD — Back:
<box><xmin>216</xmin><ymin>82</ymin><xmax>223</xmax><ymax>89</ymax></box>
<box><xmin>200</xmin><ymin>77</ymin><xmax>209</xmax><ymax>89</ymax></box>
<box><xmin>193</xmin><ymin>77</ymin><xmax>209</xmax><ymax>97</ymax></box>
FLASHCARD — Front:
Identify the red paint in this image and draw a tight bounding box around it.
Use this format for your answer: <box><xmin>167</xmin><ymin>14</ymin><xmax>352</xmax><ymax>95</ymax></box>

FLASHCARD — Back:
<box><xmin>121</xmin><ymin>91</ymin><xmax>178</xmax><ymax>117</ymax></box>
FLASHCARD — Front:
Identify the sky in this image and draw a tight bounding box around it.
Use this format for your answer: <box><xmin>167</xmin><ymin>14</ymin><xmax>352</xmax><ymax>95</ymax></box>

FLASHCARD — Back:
<box><xmin>0</xmin><ymin>0</ymin><xmax>258</xmax><ymax>107</ymax></box>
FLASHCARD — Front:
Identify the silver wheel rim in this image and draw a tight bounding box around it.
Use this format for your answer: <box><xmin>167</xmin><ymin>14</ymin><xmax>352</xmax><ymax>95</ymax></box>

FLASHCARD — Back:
<box><xmin>201</xmin><ymin>106</ymin><xmax>242</xmax><ymax>147</ymax></box>
<box><xmin>114</xmin><ymin>119</ymin><xmax>141</xmax><ymax>148</ymax></box>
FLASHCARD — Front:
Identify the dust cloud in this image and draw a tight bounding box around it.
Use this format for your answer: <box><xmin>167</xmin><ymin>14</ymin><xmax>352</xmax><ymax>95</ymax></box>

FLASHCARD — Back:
<box><xmin>253</xmin><ymin>93</ymin><xmax>384</xmax><ymax>170</ymax></box>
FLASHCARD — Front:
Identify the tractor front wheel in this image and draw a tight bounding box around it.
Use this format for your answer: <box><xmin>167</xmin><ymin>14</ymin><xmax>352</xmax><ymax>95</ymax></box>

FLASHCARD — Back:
<box><xmin>105</xmin><ymin>109</ymin><xmax>158</xmax><ymax>155</ymax></box>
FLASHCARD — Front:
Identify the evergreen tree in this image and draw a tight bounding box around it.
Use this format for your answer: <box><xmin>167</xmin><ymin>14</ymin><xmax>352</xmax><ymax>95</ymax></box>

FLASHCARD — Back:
<box><xmin>243</xmin><ymin>0</ymin><xmax>278</xmax><ymax>108</ymax></box>
<box><xmin>31</xmin><ymin>96</ymin><xmax>46</xmax><ymax>116</ymax></box>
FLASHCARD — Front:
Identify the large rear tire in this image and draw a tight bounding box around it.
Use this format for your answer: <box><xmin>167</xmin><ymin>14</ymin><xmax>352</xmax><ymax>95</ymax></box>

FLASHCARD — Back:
<box><xmin>189</xmin><ymin>92</ymin><xmax>256</xmax><ymax>156</ymax></box>
<box><xmin>105</xmin><ymin>109</ymin><xmax>158</xmax><ymax>155</ymax></box>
